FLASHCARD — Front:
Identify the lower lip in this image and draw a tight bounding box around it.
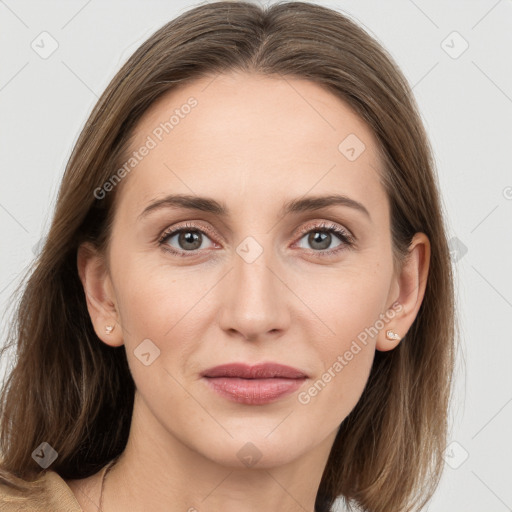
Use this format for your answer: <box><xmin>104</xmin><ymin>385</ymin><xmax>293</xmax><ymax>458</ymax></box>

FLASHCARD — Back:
<box><xmin>203</xmin><ymin>377</ymin><xmax>306</xmax><ymax>405</ymax></box>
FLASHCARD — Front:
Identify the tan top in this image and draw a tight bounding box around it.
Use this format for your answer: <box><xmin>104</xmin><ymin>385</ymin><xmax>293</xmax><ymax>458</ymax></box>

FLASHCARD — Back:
<box><xmin>0</xmin><ymin>470</ymin><xmax>86</xmax><ymax>512</ymax></box>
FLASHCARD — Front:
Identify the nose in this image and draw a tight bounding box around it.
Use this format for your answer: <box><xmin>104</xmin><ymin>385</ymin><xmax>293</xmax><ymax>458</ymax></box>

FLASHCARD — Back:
<box><xmin>218</xmin><ymin>238</ymin><xmax>291</xmax><ymax>341</ymax></box>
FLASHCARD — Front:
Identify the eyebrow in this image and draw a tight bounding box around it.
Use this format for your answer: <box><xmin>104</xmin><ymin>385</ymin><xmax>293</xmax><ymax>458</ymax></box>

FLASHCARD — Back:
<box><xmin>138</xmin><ymin>193</ymin><xmax>371</xmax><ymax>221</ymax></box>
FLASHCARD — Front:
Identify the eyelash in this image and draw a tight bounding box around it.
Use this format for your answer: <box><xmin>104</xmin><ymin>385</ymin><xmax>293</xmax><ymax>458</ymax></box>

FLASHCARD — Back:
<box><xmin>157</xmin><ymin>221</ymin><xmax>355</xmax><ymax>259</ymax></box>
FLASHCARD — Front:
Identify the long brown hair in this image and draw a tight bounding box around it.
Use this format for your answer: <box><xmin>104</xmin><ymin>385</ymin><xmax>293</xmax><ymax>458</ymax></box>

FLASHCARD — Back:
<box><xmin>0</xmin><ymin>2</ymin><xmax>457</xmax><ymax>511</ymax></box>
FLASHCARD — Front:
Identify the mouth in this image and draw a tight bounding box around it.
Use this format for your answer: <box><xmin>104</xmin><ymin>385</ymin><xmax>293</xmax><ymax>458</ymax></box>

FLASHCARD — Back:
<box><xmin>201</xmin><ymin>362</ymin><xmax>308</xmax><ymax>405</ymax></box>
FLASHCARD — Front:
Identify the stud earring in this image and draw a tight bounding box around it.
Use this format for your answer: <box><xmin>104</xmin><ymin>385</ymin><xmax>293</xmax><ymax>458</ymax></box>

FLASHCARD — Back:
<box><xmin>105</xmin><ymin>325</ymin><xmax>115</xmax><ymax>335</ymax></box>
<box><xmin>386</xmin><ymin>330</ymin><xmax>400</xmax><ymax>341</ymax></box>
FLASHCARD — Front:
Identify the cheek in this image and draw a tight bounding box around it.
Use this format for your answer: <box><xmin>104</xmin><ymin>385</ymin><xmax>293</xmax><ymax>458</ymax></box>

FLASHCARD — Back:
<box><xmin>112</xmin><ymin>247</ymin><xmax>212</xmax><ymax>339</ymax></box>
<box><xmin>296</xmin><ymin>290</ymin><xmax>380</xmax><ymax>431</ymax></box>
<box><xmin>297</xmin><ymin>257</ymin><xmax>392</xmax><ymax>351</ymax></box>
<box><xmin>111</xmin><ymin>252</ymin><xmax>220</xmax><ymax>392</ymax></box>
<box><xmin>113</xmin><ymin>262</ymin><xmax>206</xmax><ymax>405</ymax></box>
<box><xmin>292</xmin><ymin>262</ymin><xmax>391</xmax><ymax>422</ymax></box>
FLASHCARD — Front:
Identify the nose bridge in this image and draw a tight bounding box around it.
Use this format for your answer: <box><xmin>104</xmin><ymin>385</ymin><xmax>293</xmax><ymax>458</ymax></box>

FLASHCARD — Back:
<box><xmin>219</xmin><ymin>233</ymin><xmax>289</xmax><ymax>339</ymax></box>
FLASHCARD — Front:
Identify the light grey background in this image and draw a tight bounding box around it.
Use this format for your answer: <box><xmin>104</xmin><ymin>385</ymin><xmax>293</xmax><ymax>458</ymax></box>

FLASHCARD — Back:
<box><xmin>1</xmin><ymin>0</ymin><xmax>511</xmax><ymax>510</ymax></box>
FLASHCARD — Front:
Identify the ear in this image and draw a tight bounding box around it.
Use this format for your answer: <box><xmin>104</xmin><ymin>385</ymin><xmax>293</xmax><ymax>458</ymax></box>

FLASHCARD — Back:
<box><xmin>77</xmin><ymin>242</ymin><xmax>124</xmax><ymax>347</ymax></box>
<box><xmin>376</xmin><ymin>232</ymin><xmax>431</xmax><ymax>351</ymax></box>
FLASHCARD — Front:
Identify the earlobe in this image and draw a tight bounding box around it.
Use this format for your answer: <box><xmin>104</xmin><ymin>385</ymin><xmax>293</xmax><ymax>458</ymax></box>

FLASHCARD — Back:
<box><xmin>376</xmin><ymin>232</ymin><xmax>431</xmax><ymax>352</ymax></box>
<box><xmin>77</xmin><ymin>242</ymin><xmax>124</xmax><ymax>347</ymax></box>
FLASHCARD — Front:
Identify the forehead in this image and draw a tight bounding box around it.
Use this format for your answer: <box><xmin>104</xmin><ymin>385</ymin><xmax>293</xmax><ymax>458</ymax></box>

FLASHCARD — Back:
<box><xmin>116</xmin><ymin>71</ymin><xmax>386</xmax><ymax>219</ymax></box>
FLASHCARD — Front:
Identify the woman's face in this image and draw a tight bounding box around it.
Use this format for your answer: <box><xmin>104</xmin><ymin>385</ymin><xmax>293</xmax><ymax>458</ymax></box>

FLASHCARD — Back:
<box><xmin>84</xmin><ymin>71</ymin><xmax>409</xmax><ymax>469</ymax></box>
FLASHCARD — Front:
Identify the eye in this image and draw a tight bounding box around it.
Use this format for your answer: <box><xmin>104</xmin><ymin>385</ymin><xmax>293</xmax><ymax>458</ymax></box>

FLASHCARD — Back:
<box><xmin>158</xmin><ymin>222</ymin><xmax>217</xmax><ymax>257</ymax></box>
<box><xmin>294</xmin><ymin>221</ymin><xmax>355</xmax><ymax>256</ymax></box>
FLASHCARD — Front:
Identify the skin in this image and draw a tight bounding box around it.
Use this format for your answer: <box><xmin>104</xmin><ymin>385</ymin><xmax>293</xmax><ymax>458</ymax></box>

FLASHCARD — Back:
<box><xmin>69</xmin><ymin>71</ymin><xmax>430</xmax><ymax>512</ymax></box>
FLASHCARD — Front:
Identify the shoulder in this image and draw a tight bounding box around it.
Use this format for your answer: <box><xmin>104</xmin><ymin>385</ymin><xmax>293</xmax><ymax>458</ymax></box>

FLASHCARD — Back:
<box><xmin>0</xmin><ymin>470</ymin><xmax>82</xmax><ymax>512</ymax></box>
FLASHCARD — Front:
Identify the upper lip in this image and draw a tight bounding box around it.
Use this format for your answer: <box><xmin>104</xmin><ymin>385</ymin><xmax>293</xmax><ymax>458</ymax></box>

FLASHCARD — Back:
<box><xmin>201</xmin><ymin>362</ymin><xmax>308</xmax><ymax>379</ymax></box>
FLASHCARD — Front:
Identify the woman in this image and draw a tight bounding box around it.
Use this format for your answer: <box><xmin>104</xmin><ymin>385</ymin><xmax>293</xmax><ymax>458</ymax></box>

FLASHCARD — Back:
<box><xmin>0</xmin><ymin>1</ymin><xmax>456</xmax><ymax>511</ymax></box>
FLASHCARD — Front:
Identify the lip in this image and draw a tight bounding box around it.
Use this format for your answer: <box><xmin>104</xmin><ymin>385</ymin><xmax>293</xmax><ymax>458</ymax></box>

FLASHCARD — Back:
<box><xmin>201</xmin><ymin>362</ymin><xmax>308</xmax><ymax>379</ymax></box>
<box><xmin>201</xmin><ymin>363</ymin><xmax>308</xmax><ymax>405</ymax></box>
